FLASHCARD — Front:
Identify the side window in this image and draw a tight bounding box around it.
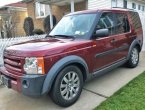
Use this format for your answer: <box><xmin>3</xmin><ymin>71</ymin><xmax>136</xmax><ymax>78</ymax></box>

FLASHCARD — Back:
<box><xmin>96</xmin><ymin>12</ymin><xmax>115</xmax><ymax>36</ymax></box>
<box><xmin>115</xmin><ymin>13</ymin><xmax>130</xmax><ymax>34</ymax></box>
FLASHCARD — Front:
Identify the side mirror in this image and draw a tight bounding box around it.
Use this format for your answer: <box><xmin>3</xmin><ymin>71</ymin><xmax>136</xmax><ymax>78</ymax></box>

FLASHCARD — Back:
<box><xmin>95</xmin><ymin>29</ymin><xmax>109</xmax><ymax>38</ymax></box>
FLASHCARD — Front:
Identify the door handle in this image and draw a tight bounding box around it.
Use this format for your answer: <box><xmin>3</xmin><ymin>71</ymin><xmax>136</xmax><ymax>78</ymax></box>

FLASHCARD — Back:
<box><xmin>111</xmin><ymin>38</ymin><xmax>116</xmax><ymax>43</ymax></box>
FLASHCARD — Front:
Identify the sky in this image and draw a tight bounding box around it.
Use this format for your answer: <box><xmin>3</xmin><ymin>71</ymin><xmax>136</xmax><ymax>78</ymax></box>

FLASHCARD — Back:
<box><xmin>0</xmin><ymin>0</ymin><xmax>22</xmax><ymax>7</ymax></box>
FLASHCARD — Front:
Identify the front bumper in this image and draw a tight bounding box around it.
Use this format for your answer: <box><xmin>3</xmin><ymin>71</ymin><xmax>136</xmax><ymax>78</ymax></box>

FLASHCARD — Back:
<box><xmin>0</xmin><ymin>67</ymin><xmax>46</xmax><ymax>96</ymax></box>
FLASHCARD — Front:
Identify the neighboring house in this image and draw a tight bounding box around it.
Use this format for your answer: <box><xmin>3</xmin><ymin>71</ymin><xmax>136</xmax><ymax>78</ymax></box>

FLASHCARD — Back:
<box><xmin>23</xmin><ymin>0</ymin><xmax>87</xmax><ymax>32</ymax></box>
<box><xmin>0</xmin><ymin>2</ymin><xmax>28</xmax><ymax>38</ymax></box>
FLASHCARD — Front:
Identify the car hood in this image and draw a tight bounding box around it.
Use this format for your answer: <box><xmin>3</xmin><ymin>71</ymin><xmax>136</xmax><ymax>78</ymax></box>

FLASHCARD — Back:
<box><xmin>4</xmin><ymin>38</ymin><xmax>91</xmax><ymax>57</ymax></box>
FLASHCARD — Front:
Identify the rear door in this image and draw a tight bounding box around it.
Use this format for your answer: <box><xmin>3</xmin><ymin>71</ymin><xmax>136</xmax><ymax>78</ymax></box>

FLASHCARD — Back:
<box><xmin>112</xmin><ymin>13</ymin><xmax>131</xmax><ymax>60</ymax></box>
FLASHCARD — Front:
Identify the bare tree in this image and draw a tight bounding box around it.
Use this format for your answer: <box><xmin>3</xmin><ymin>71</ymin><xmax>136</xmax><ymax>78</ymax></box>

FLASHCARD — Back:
<box><xmin>0</xmin><ymin>10</ymin><xmax>18</xmax><ymax>38</ymax></box>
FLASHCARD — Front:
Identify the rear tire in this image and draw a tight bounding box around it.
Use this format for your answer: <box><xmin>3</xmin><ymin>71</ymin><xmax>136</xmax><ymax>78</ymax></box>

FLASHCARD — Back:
<box><xmin>126</xmin><ymin>47</ymin><xmax>139</xmax><ymax>68</ymax></box>
<box><xmin>50</xmin><ymin>65</ymin><xmax>83</xmax><ymax>107</ymax></box>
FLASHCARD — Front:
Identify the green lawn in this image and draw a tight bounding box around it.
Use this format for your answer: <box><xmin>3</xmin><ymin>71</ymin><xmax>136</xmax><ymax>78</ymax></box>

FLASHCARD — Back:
<box><xmin>95</xmin><ymin>72</ymin><xmax>145</xmax><ymax>110</ymax></box>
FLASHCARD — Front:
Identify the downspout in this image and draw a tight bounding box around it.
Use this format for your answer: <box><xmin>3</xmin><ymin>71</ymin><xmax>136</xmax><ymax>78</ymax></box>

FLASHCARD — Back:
<box><xmin>71</xmin><ymin>0</ymin><xmax>75</xmax><ymax>13</ymax></box>
<box><xmin>48</xmin><ymin>5</ymin><xmax>53</xmax><ymax>29</ymax></box>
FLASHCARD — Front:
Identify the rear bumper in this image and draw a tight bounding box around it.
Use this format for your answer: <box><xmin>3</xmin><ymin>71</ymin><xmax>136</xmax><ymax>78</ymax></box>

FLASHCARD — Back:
<box><xmin>0</xmin><ymin>67</ymin><xmax>47</xmax><ymax>96</ymax></box>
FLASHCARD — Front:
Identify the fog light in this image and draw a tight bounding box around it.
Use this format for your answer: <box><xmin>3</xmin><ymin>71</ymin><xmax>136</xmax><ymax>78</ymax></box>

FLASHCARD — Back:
<box><xmin>22</xmin><ymin>80</ymin><xmax>29</xmax><ymax>88</ymax></box>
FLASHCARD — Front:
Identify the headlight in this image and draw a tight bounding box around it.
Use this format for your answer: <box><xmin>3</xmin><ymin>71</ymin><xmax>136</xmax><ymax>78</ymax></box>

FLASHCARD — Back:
<box><xmin>23</xmin><ymin>57</ymin><xmax>45</xmax><ymax>74</ymax></box>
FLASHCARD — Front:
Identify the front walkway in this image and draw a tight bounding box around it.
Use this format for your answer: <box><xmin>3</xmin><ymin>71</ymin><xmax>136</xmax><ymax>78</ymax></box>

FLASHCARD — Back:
<box><xmin>0</xmin><ymin>52</ymin><xmax>145</xmax><ymax>110</ymax></box>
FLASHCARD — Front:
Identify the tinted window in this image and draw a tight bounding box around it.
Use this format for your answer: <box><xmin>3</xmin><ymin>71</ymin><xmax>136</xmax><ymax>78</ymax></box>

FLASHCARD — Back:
<box><xmin>142</xmin><ymin>6</ymin><xmax>145</xmax><ymax>11</ymax></box>
<box><xmin>96</xmin><ymin>13</ymin><xmax>115</xmax><ymax>36</ymax></box>
<box><xmin>129</xmin><ymin>12</ymin><xmax>142</xmax><ymax>30</ymax></box>
<box><xmin>115</xmin><ymin>13</ymin><xmax>130</xmax><ymax>34</ymax></box>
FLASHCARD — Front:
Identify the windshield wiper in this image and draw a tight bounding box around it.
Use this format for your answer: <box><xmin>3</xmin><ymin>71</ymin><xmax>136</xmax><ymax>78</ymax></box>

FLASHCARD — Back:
<box><xmin>45</xmin><ymin>34</ymin><xmax>55</xmax><ymax>38</ymax></box>
<box><xmin>54</xmin><ymin>35</ymin><xmax>75</xmax><ymax>39</ymax></box>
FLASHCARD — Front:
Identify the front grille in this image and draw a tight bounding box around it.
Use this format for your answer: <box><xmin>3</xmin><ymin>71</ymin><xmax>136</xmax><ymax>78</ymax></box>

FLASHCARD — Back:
<box><xmin>4</xmin><ymin>54</ymin><xmax>24</xmax><ymax>75</ymax></box>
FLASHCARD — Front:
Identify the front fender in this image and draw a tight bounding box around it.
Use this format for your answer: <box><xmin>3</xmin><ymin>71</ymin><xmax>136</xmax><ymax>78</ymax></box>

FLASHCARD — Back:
<box><xmin>41</xmin><ymin>55</ymin><xmax>89</xmax><ymax>94</ymax></box>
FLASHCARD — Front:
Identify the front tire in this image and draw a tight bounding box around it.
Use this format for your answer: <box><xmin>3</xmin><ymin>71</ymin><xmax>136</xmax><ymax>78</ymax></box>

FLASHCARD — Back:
<box><xmin>50</xmin><ymin>65</ymin><xmax>83</xmax><ymax>107</ymax></box>
<box><xmin>126</xmin><ymin>47</ymin><xmax>139</xmax><ymax>68</ymax></box>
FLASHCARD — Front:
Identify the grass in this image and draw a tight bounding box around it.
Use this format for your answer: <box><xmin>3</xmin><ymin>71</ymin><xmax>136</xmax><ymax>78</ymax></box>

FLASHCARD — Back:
<box><xmin>94</xmin><ymin>72</ymin><xmax>145</xmax><ymax>110</ymax></box>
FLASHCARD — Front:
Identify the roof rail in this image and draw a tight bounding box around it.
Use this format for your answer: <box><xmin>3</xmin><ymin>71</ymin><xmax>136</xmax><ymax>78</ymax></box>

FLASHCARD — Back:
<box><xmin>112</xmin><ymin>7</ymin><xmax>135</xmax><ymax>11</ymax></box>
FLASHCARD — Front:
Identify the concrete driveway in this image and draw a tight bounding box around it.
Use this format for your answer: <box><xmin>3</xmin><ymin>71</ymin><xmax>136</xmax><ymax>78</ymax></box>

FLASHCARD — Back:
<box><xmin>0</xmin><ymin>52</ymin><xmax>145</xmax><ymax>110</ymax></box>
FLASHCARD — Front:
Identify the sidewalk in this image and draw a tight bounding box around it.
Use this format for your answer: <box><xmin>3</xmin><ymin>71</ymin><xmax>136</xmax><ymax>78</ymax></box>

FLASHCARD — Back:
<box><xmin>0</xmin><ymin>52</ymin><xmax>145</xmax><ymax>110</ymax></box>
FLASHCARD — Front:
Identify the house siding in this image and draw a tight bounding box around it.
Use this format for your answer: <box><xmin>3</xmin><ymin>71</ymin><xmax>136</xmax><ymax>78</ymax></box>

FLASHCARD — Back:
<box><xmin>116</xmin><ymin>0</ymin><xmax>123</xmax><ymax>7</ymax></box>
<box><xmin>88</xmin><ymin>0</ymin><xmax>111</xmax><ymax>9</ymax></box>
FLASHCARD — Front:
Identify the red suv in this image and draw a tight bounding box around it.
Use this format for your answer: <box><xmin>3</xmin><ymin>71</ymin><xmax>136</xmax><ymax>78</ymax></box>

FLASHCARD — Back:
<box><xmin>0</xmin><ymin>8</ymin><xmax>143</xmax><ymax>107</ymax></box>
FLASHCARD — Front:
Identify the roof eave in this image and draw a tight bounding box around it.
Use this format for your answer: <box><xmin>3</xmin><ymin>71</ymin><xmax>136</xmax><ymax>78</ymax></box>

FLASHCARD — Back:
<box><xmin>22</xmin><ymin>0</ymin><xmax>33</xmax><ymax>3</ymax></box>
<box><xmin>36</xmin><ymin>0</ymin><xmax>66</xmax><ymax>4</ymax></box>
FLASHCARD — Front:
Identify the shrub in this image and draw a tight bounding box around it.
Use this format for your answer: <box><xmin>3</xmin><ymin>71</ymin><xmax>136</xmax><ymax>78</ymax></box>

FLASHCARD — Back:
<box><xmin>43</xmin><ymin>15</ymin><xmax>57</xmax><ymax>33</ymax></box>
<box><xmin>33</xmin><ymin>29</ymin><xmax>44</xmax><ymax>35</ymax></box>
<box><xmin>23</xmin><ymin>17</ymin><xmax>34</xmax><ymax>36</ymax></box>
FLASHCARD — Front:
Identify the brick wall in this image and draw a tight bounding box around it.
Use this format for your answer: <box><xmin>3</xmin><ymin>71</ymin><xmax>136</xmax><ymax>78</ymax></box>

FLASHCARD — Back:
<box><xmin>26</xmin><ymin>0</ymin><xmax>87</xmax><ymax>32</ymax></box>
<box><xmin>53</xmin><ymin>1</ymin><xmax>87</xmax><ymax>20</ymax></box>
<box><xmin>14</xmin><ymin>10</ymin><xmax>28</xmax><ymax>37</ymax></box>
<box><xmin>27</xmin><ymin>0</ymin><xmax>44</xmax><ymax>31</ymax></box>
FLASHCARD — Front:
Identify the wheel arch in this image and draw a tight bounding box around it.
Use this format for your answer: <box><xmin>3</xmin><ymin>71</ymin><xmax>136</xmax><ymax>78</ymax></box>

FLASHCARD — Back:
<box><xmin>67</xmin><ymin>62</ymin><xmax>88</xmax><ymax>82</ymax></box>
<box><xmin>41</xmin><ymin>55</ymin><xmax>89</xmax><ymax>95</ymax></box>
<box><xmin>127</xmin><ymin>39</ymin><xmax>141</xmax><ymax>60</ymax></box>
<box><xmin>135</xmin><ymin>43</ymin><xmax>141</xmax><ymax>52</ymax></box>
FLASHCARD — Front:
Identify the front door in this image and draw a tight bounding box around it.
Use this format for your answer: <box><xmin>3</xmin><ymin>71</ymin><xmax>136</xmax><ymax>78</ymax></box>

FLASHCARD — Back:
<box><xmin>92</xmin><ymin>12</ymin><xmax>120</xmax><ymax>72</ymax></box>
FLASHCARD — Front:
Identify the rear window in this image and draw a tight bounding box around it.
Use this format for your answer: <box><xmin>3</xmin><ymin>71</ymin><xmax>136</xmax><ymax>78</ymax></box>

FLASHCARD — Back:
<box><xmin>129</xmin><ymin>12</ymin><xmax>142</xmax><ymax>30</ymax></box>
<box><xmin>115</xmin><ymin>13</ymin><xmax>130</xmax><ymax>34</ymax></box>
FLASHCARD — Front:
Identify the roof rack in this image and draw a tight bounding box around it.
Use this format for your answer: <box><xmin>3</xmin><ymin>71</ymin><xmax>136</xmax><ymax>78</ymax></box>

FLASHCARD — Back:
<box><xmin>112</xmin><ymin>7</ymin><xmax>135</xmax><ymax>11</ymax></box>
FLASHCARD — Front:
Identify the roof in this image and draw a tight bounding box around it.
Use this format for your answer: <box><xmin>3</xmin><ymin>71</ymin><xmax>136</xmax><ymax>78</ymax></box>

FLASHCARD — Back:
<box><xmin>5</xmin><ymin>1</ymin><xmax>27</xmax><ymax>8</ymax></box>
<box><xmin>22</xmin><ymin>0</ymin><xmax>33</xmax><ymax>3</ymax></box>
<box><xmin>68</xmin><ymin>8</ymin><xmax>136</xmax><ymax>16</ymax></box>
<box><xmin>0</xmin><ymin>1</ymin><xmax>27</xmax><ymax>11</ymax></box>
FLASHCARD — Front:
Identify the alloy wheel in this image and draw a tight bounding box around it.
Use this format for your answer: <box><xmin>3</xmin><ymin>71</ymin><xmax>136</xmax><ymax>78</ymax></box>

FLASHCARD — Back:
<box><xmin>131</xmin><ymin>48</ymin><xmax>139</xmax><ymax>65</ymax></box>
<box><xmin>60</xmin><ymin>71</ymin><xmax>80</xmax><ymax>101</ymax></box>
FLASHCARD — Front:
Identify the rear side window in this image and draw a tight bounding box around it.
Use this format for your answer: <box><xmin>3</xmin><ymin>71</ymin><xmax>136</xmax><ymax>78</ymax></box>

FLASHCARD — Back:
<box><xmin>129</xmin><ymin>12</ymin><xmax>142</xmax><ymax>30</ymax></box>
<box><xmin>115</xmin><ymin>13</ymin><xmax>130</xmax><ymax>34</ymax></box>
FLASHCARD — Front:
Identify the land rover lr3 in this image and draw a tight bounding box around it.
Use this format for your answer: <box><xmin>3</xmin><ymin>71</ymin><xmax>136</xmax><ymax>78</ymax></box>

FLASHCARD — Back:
<box><xmin>0</xmin><ymin>9</ymin><xmax>143</xmax><ymax>107</ymax></box>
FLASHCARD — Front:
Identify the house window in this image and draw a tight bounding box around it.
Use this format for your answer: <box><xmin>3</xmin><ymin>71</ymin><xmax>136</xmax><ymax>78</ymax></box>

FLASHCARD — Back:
<box><xmin>123</xmin><ymin>0</ymin><xmax>127</xmax><ymax>8</ymax></box>
<box><xmin>138</xmin><ymin>5</ymin><xmax>141</xmax><ymax>10</ymax></box>
<box><xmin>112</xmin><ymin>0</ymin><xmax>117</xmax><ymax>7</ymax></box>
<box><xmin>132</xmin><ymin>3</ymin><xmax>136</xmax><ymax>9</ymax></box>
<box><xmin>35</xmin><ymin>2</ymin><xmax>48</xmax><ymax>18</ymax></box>
<box><xmin>142</xmin><ymin>6</ymin><xmax>145</xmax><ymax>11</ymax></box>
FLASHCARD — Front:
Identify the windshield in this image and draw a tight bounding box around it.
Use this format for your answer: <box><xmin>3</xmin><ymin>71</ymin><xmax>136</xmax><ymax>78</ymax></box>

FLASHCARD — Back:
<box><xmin>49</xmin><ymin>14</ymin><xmax>97</xmax><ymax>38</ymax></box>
